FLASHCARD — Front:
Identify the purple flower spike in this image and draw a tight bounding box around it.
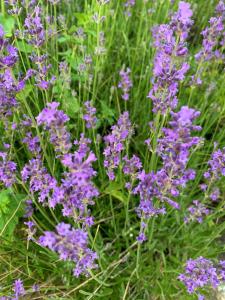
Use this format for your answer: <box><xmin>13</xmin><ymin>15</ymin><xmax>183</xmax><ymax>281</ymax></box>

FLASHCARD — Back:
<box><xmin>118</xmin><ymin>68</ymin><xmax>133</xmax><ymax>101</ymax></box>
<box><xmin>148</xmin><ymin>2</ymin><xmax>193</xmax><ymax>114</ymax></box>
<box><xmin>83</xmin><ymin>101</ymin><xmax>98</xmax><ymax>129</ymax></box>
<box><xmin>0</xmin><ymin>152</ymin><xmax>17</xmax><ymax>187</ymax></box>
<box><xmin>39</xmin><ymin>223</ymin><xmax>98</xmax><ymax>277</ymax></box>
<box><xmin>37</xmin><ymin>102</ymin><xmax>71</xmax><ymax>154</ymax></box>
<box><xmin>178</xmin><ymin>257</ymin><xmax>220</xmax><ymax>298</ymax></box>
<box><xmin>103</xmin><ymin>112</ymin><xmax>133</xmax><ymax>180</ymax></box>
<box><xmin>13</xmin><ymin>279</ymin><xmax>25</xmax><ymax>299</ymax></box>
<box><xmin>184</xmin><ymin>200</ymin><xmax>210</xmax><ymax>224</ymax></box>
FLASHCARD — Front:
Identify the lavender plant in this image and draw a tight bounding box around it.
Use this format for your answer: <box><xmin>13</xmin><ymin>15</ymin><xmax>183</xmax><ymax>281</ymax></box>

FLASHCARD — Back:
<box><xmin>0</xmin><ymin>0</ymin><xmax>225</xmax><ymax>299</ymax></box>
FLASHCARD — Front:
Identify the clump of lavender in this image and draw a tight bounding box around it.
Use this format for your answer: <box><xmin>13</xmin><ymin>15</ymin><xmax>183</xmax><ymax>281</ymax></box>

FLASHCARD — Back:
<box><xmin>39</xmin><ymin>223</ymin><xmax>98</xmax><ymax>277</ymax></box>
<box><xmin>21</xmin><ymin>158</ymin><xmax>62</xmax><ymax>208</ymax></box>
<box><xmin>37</xmin><ymin>102</ymin><xmax>71</xmax><ymax>154</ymax></box>
<box><xmin>178</xmin><ymin>257</ymin><xmax>220</xmax><ymax>299</ymax></box>
<box><xmin>0</xmin><ymin>26</ymin><xmax>18</xmax><ymax>67</ymax></box>
<box><xmin>28</xmin><ymin>54</ymin><xmax>55</xmax><ymax>90</ymax></box>
<box><xmin>59</xmin><ymin>134</ymin><xmax>99</xmax><ymax>223</ymax></box>
<box><xmin>118</xmin><ymin>68</ymin><xmax>133</xmax><ymax>101</ymax></box>
<box><xmin>204</xmin><ymin>147</ymin><xmax>225</xmax><ymax>180</ymax></box>
<box><xmin>194</xmin><ymin>0</ymin><xmax>225</xmax><ymax>84</ymax></box>
<box><xmin>0</xmin><ymin>152</ymin><xmax>17</xmax><ymax>187</ymax></box>
<box><xmin>184</xmin><ymin>200</ymin><xmax>210</xmax><ymax>223</ymax></box>
<box><xmin>83</xmin><ymin>101</ymin><xmax>98</xmax><ymax>129</ymax></box>
<box><xmin>23</xmin><ymin>6</ymin><xmax>46</xmax><ymax>47</ymax></box>
<box><xmin>135</xmin><ymin>106</ymin><xmax>202</xmax><ymax>220</ymax></box>
<box><xmin>0</xmin><ymin>27</ymin><xmax>24</xmax><ymax>118</ymax></box>
<box><xmin>148</xmin><ymin>2</ymin><xmax>193</xmax><ymax>113</ymax></box>
<box><xmin>123</xmin><ymin>154</ymin><xmax>142</xmax><ymax>190</ymax></box>
<box><xmin>103</xmin><ymin>112</ymin><xmax>133</xmax><ymax>180</ymax></box>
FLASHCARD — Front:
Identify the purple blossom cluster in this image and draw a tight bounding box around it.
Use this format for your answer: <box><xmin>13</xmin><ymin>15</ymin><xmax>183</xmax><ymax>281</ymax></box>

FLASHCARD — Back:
<box><xmin>28</xmin><ymin>54</ymin><xmax>56</xmax><ymax>90</ymax></box>
<box><xmin>194</xmin><ymin>0</ymin><xmax>225</xmax><ymax>84</ymax></box>
<box><xmin>0</xmin><ymin>26</ymin><xmax>18</xmax><ymax>67</ymax></box>
<box><xmin>123</xmin><ymin>154</ymin><xmax>142</xmax><ymax>190</ymax></box>
<box><xmin>184</xmin><ymin>200</ymin><xmax>210</xmax><ymax>224</ymax></box>
<box><xmin>0</xmin><ymin>152</ymin><xmax>17</xmax><ymax>187</ymax></box>
<box><xmin>83</xmin><ymin>101</ymin><xmax>98</xmax><ymax>129</ymax></box>
<box><xmin>204</xmin><ymin>147</ymin><xmax>225</xmax><ymax>180</ymax></box>
<box><xmin>21</xmin><ymin>157</ymin><xmax>62</xmax><ymax>208</ymax></box>
<box><xmin>179</xmin><ymin>257</ymin><xmax>225</xmax><ymax>299</ymax></box>
<box><xmin>13</xmin><ymin>279</ymin><xmax>25</xmax><ymax>299</ymax></box>
<box><xmin>39</xmin><ymin>222</ymin><xmax>98</xmax><ymax>277</ymax></box>
<box><xmin>37</xmin><ymin>102</ymin><xmax>71</xmax><ymax>154</ymax></box>
<box><xmin>23</xmin><ymin>6</ymin><xmax>46</xmax><ymax>47</ymax></box>
<box><xmin>0</xmin><ymin>278</ymin><xmax>39</xmax><ymax>300</ymax></box>
<box><xmin>103</xmin><ymin>112</ymin><xmax>133</xmax><ymax>180</ymax></box>
<box><xmin>118</xmin><ymin>68</ymin><xmax>133</xmax><ymax>101</ymax></box>
<box><xmin>59</xmin><ymin>134</ymin><xmax>99</xmax><ymax>222</ymax></box>
<box><xmin>135</xmin><ymin>106</ymin><xmax>201</xmax><ymax>219</ymax></box>
<box><xmin>0</xmin><ymin>26</ymin><xmax>25</xmax><ymax>119</ymax></box>
<box><xmin>148</xmin><ymin>2</ymin><xmax>193</xmax><ymax>113</ymax></box>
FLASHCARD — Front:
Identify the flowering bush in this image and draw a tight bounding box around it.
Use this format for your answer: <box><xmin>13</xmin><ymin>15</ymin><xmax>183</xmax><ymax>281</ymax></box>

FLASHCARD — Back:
<box><xmin>0</xmin><ymin>0</ymin><xmax>225</xmax><ymax>299</ymax></box>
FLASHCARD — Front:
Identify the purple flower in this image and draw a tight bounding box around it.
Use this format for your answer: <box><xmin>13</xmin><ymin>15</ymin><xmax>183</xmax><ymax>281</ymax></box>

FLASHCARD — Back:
<box><xmin>24</xmin><ymin>6</ymin><xmax>45</xmax><ymax>47</ymax></box>
<box><xmin>39</xmin><ymin>223</ymin><xmax>98</xmax><ymax>277</ymax></box>
<box><xmin>148</xmin><ymin>2</ymin><xmax>193</xmax><ymax>113</ymax></box>
<box><xmin>28</xmin><ymin>54</ymin><xmax>55</xmax><ymax>90</ymax></box>
<box><xmin>118</xmin><ymin>68</ymin><xmax>133</xmax><ymax>101</ymax></box>
<box><xmin>23</xmin><ymin>132</ymin><xmax>41</xmax><ymax>154</ymax></box>
<box><xmin>0</xmin><ymin>26</ymin><xmax>18</xmax><ymax>67</ymax></box>
<box><xmin>184</xmin><ymin>200</ymin><xmax>210</xmax><ymax>223</ymax></box>
<box><xmin>178</xmin><ymin>257</ymin><xmax>219</xmax><ymax>297</ymax></box>
<box><xmin>209</xmin><ymin>188</ymin><xmax>220</xmax><ymax>201</ymax></box>
<box><xmin>24</xmin><ymin>221</ymin><xmax>36</xmax><ymax>241</ymax></box>
<box><xmin>0</xmin><ymin>152</ymin><xmax>17</xmax><ymax>187</ymax></box>
<box><xmin>13</xmin><ymin>279</ymin><xmax>25</xmax><ymax>299</ymax></box>
<box><xmin>135</xmin><ymin>106</ymin><xmax>201</xmax><ymax>220</ymax></box>
<box><xmin>123</xmin><ymin>154</ymin><xmax>142</xmax><ymax>190</ymax></box>
<box><xmin>21</xmin><ymin>158</ymin><xmax>62</xmax><ymax>208</ymax></box>
<box><xmin>83</xmin><ymin>101</ymin><xmax>98</xmax><ymax>129</ymax></box>
<box><xmin>37</xmin><ymin>102</ymin><xmax>71</xmax><ymax>154</ymax></box>
<box><xmin>24</xmin><ymin>199</ymin><xmax>34</xmax><ymax>218</ymax></box>
<box><xmin>204</xmin><ymin>147</ymin><xmax>225</xmax><ymax>180</ymax></box>
<box><xmin>103</xmin><ymin>112</ymin><xmax>133</xmax><ymax>180</ymax></box>
<box><xmin>136</xmin><ymin>232</ymin><xmax>147</xmax><ymax>244</ymax></box>
<box><xmin>193</xmin><ymin>2</ymin><xmax>225</xmax><ymax>84</ymax></box>
<box><xmin>59</xmin><ymin>134</ymin><xmax>99</xmax><ymax>221</ymax></box>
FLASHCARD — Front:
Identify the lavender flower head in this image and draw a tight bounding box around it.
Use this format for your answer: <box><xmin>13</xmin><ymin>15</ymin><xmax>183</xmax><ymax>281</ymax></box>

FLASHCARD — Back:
<box><xmin>103</xmin><ymin>112</ymin><xmax>133</xmax><ymax>180</ymax></box>
<box><xmin>184</xmin><ymin>200</ymin><xmax>210</xmax><ymax>224</ymax></box>
<box><xmin>135</xmin><ymin>106</ymin><xmax>201</xmax><ymax>221</ymax></box>
<box><xmin>148</xmin><ymin>2</ymin><xmax>193</xmax><ymax>114</ymax></box>
<box><xmin>118</xmin><ymin>68</ymin><xmax>133</xmax><ymax>101</ymax></box>
<box><xmin>24</xmin><ymin>6</ymin><xmax>45</xmax><ymax>47</ymax></box>
<box><xmin>83</xmin><ymin>101</ymin><xmax>98</xmax><ymax>129</ymax></box>
<box><xmin>178</xmin><ymin>257</ymin><xmax>219</xmax><ymax>297</ymax></box>
<box><xmin>59</xmin><ymin>134</ymin><xmax>99</xmax><ymax>221</ymax></box>
<box><xmin>39</xmin><ymin>223</ymin><xmax>98</xmax><ymax>277</ymax></box>
<box><xmin>37</xmin><ymin>102</ymin><xmax>71</xmax><ymax>154</ymax></box>
<box><xmin>13</xmin><ymin>279</ymin><xmax>25</xmax><ymax>299</ymax></box>
<box><xmin>21</xmin><ymin>157</ymin><xmax>62</xmax><ymax>208</ymax></box>
<box><xmin>0</xmin><ymin>26</ymin><xmax>18</xmax><ymax>68</ymax></box>
<box><xmin>0</xmin><ymin>152</ymin><xmax>17</xmax><ymax>187</ymax></box>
